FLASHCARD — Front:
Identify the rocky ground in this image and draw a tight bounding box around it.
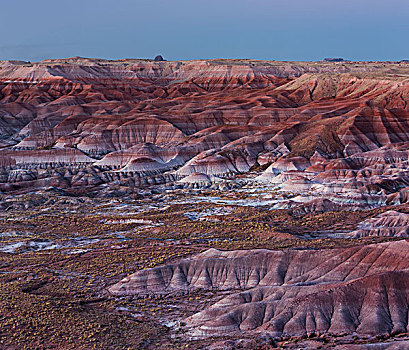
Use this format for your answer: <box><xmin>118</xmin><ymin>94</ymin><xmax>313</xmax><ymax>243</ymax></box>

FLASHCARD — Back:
<box><xmin>1</xmin><ymin>57</ymin><xmax>409</xmax><ymax>349</ymax></box>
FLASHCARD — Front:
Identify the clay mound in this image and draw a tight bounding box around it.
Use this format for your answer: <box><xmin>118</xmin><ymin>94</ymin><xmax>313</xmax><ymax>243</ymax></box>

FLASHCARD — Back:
<box><xmin>348</xmin><ymin>210</ymin><xmax>409</xmax><ymax>238</ymax></box>
<box><xmin>256</xmin><ymin>170</ymin><xmax>306</xmax><ymax>184</ymax></box>
<box><xmin>255</xmin><ymin>157</ymin><xmax>312</xmax><ymax>183</ymax></box>
<box><xmin>109</xmin><ymin>241</ymin><xmax>409</xmax><ymax>338</ymax></box>
<box><xmin>281</xmin><ymin>175</ymin><xmax>313</xmax><ymax>192</ymax></box>
<box><xmin>109</xmin><ymin>240</ymin><xmax>409</xmax><ymax>296</ymax></box>
<box><xmin>94</xmin><ymin>143</ymin><xmax>183</xmax><ymax>172</ymax></box>
<box><xmin>119</xmin><ymin>157</ymin><xmax>174</xmax><ymax>173</ymax></box>
<box><xmin>178</xmin><ymin>172</ymin><xmax>212</xmax><ymax>187</ymax></box>
<box><xmin>291</xmin><ymin>198</ymin><xmax>353</xmax><ymax>214</ymax></box>
<box><xmin>188</xmin><ymin>270</ymin><xmax>409</xmax><ymax>337</ymax></box>
<box><xmin>269</xmin><ymin>156</ymin><xmax>311</xmax><ymax>173</ymax></box>
<box><xmin>174</xmin><ymin>150</ymin><xmax>239</xmax><ymax>177</ymax></box>
<box><xmin>73</xmin><ymin>116</ymin><xmax>186</xmax><ymax>157</ymax></box>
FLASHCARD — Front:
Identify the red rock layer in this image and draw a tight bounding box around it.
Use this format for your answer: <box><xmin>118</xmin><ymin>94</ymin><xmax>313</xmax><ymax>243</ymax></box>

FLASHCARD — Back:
<box><xmin>1</xmin><ymin>58</ymin><xmax>409</xmax><ymax>203</ymax></box>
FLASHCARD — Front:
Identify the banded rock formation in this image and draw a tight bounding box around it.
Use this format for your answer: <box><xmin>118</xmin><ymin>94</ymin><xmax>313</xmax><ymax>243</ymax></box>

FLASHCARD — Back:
<box><xmin>109</xmin><ymin>240</ymin><xmax>409</xmax><ymax>338</ymax></box>
<box><xmin>348</xmin><ymin>210</ymin><xmax>409</xmax><ymax>238</ymax></box>
<box><xmin>1</xmin><ymin>58</ymin><xmax>409</xmax><ymax>207</ymax></box>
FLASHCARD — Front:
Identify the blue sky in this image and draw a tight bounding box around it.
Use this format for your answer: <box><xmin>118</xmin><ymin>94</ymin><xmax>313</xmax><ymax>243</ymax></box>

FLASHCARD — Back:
<box><xmin>1</xmin><ymin>0</ymin><xmax>408</xmax><ymax>61</ymax></box>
